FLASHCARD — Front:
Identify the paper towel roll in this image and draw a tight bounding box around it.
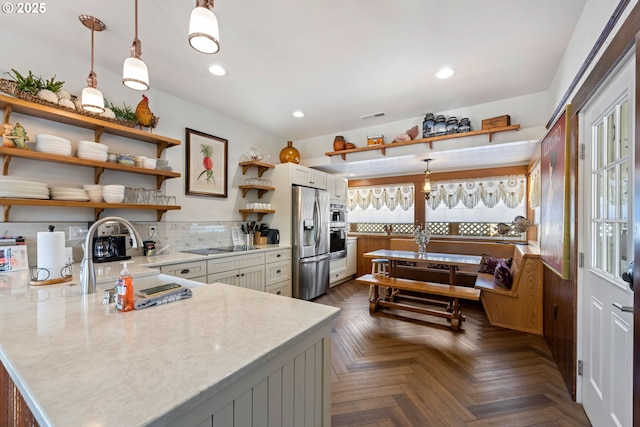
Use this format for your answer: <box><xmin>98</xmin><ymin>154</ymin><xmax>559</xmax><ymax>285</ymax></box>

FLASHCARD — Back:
<box><xmin>37</xmin><ymin>230</ymin><xmax>66</xmax><ymax>280</ymax></box>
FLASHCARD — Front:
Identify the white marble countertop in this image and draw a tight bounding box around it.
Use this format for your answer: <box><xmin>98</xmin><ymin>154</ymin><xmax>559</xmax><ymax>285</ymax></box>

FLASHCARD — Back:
<box><xmin>0</xmin><ymin>249</ymin><xmax>338</xmax><ymax>426</ymax></box>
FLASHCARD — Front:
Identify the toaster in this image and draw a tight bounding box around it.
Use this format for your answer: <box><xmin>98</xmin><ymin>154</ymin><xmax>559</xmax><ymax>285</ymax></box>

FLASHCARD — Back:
<box><xmin>266</xmin><ymin>229</ymin><xmax>280</xmax><ymax>244</ymax></box>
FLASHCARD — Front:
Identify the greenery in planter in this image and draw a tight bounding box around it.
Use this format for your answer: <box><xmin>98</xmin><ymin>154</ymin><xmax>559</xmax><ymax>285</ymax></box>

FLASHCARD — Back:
<box><xmin>6</xmin><ymin>69</ymin><xmax>42</xmax><ymax>94</ymax></box>
<box><xmin>107</xmin><ymin>100</ymin><xmax>137</xmax><ymax>122</ymax></box>
<box><xmin>41</xmin><ymin>75</ymin><xmax>65</xmax><ymax>92</ymax></box>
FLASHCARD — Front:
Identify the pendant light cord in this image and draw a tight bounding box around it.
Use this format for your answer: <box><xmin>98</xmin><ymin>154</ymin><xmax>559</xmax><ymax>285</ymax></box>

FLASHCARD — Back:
<box><xmin>134</xmin><ymin>0</ymin><xmax>138</xmax><ymax>40</ymax></box>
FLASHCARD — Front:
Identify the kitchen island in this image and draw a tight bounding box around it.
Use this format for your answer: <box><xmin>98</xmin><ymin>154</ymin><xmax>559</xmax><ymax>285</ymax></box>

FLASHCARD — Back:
<box><xmin>0</xmin><ymin>266</ymin><xmax>339</xmax><ymax>426</ymax></box>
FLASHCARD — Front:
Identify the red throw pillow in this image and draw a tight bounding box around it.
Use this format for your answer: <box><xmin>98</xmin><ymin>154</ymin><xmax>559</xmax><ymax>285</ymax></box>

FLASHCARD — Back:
<box><xmin>478</xmin><ymin>254</ymin><xmax>513</xmax><ymax>274</ymax></box>
<box><xmin>494</xmin><ymin>260</ymin><xmax>513</xmax><ymax>289</ymax></box>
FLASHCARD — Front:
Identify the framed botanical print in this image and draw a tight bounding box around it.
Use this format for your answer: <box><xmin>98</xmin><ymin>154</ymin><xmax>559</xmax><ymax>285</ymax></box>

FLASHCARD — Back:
<box><xmin>185</xmin><ymin>128</ymin><xmax>228</xmax><ymax>198</ymax></box>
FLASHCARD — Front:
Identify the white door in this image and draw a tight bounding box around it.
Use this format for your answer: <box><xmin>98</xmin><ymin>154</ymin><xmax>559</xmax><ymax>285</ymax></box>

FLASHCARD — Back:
<box><xmin>579</xmin><ymin>55</ymin><xmax>634</xmax><ymax>426</ymax></box>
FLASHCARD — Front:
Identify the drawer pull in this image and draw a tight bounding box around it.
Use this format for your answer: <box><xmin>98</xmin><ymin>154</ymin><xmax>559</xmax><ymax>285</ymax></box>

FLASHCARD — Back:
<box><xmin>181</xmin><ymin>269</ymin><xmax>190</xmax><ymax>274</ymax></box>
<box><xmin>276</xmin><ymin>254</ymin><xmax>281</xmax><ymax>258</ymax></box>
<box><xmin>276</xmin><ymin>269</ymin><xmax>281</xmax><ymax>273</ymax></box>
<box><xmin>276</xmin><ymin>291</ymin><xmax>281</xmax><ymax>295</ymax></box>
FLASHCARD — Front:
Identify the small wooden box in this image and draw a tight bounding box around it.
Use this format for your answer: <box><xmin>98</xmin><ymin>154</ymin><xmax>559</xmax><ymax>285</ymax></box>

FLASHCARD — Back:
<box><xmin>481</xmin><ymin>115</ymin><xmax>511</xmax><ymax>130</ymax></box>
<box><xmin>367</xmin><ymin>135</ymin><xmax>384</xmax><ymax>145</ymax></box>
<box><xmin>254</xmin><ymin>232</ymin><xmax>267</xmax><ymax>245</ymax></box>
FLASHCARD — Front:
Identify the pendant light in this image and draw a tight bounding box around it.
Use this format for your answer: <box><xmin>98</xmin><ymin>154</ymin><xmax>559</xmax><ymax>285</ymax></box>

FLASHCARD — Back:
<box><xmin>422</xmin><ymin>158</ymin><xmax>433</xmax><ymax>200</ymax></box>
<box><xmin>79</xmin><ymin>15</ymin><xmax>106</xmax><ymax>113</ymax></box>
<box><xmin>122</xmin><ymin>0</ymin><xmax>149</xmax><ymax>90</ymax></box>
<box><xmin>189</xmin><ymin>0</ymin><xmax>220</xmax><ymax>54</ymax></box>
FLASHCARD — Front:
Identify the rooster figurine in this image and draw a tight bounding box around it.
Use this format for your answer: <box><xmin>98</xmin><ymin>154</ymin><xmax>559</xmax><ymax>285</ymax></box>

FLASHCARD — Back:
<box><xmin>135</xmin><ymin>94</ymin><xmax>160</xmax><ymax>132</ymax></box>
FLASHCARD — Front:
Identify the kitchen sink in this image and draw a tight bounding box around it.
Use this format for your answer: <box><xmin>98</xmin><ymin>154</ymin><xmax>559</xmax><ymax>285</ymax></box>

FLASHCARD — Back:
<box><xmin>181</xmin><ymin>246</ymin><xmax>258</xmax><ymax>256</ymax></box>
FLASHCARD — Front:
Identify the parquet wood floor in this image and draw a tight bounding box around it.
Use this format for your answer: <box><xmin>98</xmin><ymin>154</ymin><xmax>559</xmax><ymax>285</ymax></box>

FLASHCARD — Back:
<box><xmin>314</xmin><ymin>280</ymin><xmax>591</xmax><ymax>427</ymax></box>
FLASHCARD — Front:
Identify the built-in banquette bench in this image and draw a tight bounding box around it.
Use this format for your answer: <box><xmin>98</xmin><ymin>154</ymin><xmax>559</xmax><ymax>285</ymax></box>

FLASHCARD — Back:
<box><xmin>389</xmin><ymin>239</ymin><xmax>543</xmax><ymax>335</ymax></box>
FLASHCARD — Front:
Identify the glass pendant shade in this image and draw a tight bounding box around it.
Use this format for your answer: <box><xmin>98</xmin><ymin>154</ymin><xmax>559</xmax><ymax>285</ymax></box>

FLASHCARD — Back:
<box><xmin>189</xmin><ymin>6</ymin><xmax>220</xmax><ymax>53</ymax></box>
<box><xmin>423</xmin><ymin>178</ymin><xmax>432</xmax><ymax>199</ymax></box>
<box><xmin>122</xmin><ymin>56</ymin><xmax>149</xmax><ymax>90</ymax></box>
<box><xmin>81</xmin><ymin>86</ymin><xmax>105</xmax><ymax>113</ymax></box>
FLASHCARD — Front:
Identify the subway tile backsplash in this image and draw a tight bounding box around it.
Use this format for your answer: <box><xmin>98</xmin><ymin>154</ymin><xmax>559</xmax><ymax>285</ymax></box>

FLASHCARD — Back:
<box><xmin>6</xmin><ymin>221</ymin><xmax>244</xmax><ymax>268</ymax></box>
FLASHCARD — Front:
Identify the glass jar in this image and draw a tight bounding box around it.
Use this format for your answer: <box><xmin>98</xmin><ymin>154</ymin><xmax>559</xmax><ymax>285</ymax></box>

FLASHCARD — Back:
<box><xmin>446</xmin><ymin>117</ymin><xmax>458</xmax><ymax>134</ymax></box>
<box><xmin>458</xmin><ymin>117</ymin><xmax>471</xmax><ymax>133</ymax></box>
<box><xmin>422</xmin><ymin>113</ymin><xmax>435</xmax><ymax>138</ymax></box>
<box><xmin>432</xmin><ymin>115</ymin><xmax>447</xmax><ymax>135</ymax></box>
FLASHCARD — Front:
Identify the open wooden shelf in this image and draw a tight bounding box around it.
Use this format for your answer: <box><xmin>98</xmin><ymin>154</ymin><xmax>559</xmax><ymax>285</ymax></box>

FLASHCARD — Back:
<box><xmin>238</xmin><ymin>185</ymin><xmax>276</xmax><ymax>199</ymax></box>
<box><xmin>0</xmin><ymin>93</ymin><xmax>181</xmax><ymax>157</ymax></box>
<box><xmin>0</xmin><ymin>147</ymin><xmax>181</xmax><ymax>188</ymax></box>
<box><xmin>238</xmin><ymin>209</ymin><xmax>275</xmax><ymax>221</ymax></box>
<box><xmin>0</xmin><ymin>198</ymin><xmax>180</xmax><ymax>222</ymax></box>
<box><xmin>325</xmin><ymin>125</ymin><xmax>521</xmax><ymax>160</ymax></box>
<box><xmin>239</xmin><ymin>160</ymin><xmax>275</xmax><ymax>177</ymax></box>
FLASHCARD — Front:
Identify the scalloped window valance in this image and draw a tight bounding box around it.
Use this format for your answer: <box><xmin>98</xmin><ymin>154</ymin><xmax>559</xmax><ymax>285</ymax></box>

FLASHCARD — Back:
<box><xmin>427</xmin><ymin>175</ymin><xmax>526</xmax><ymax>210</ymax></box>
<box><xmin>347</xmin><ymin>175</ymin><xmax>526</xmax><ymax>212</ymax></box>
<box><xmin>347</xmin><ymin>184</ymin><xmax>414</xmax><ymax>211</ymax></box>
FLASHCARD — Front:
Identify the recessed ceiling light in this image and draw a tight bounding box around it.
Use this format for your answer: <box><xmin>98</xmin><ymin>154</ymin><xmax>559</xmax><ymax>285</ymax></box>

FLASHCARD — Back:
<box><xmin>435</xmin><ymin>67</ymin><xmax>456</xmax><ymax>79</ymax></box>
<box><xmin>208</xmin><ymin>64</ymin><xmax>226</xmax><ymax>76</ymax></box>
<box><xmin>292</xmin><ymin>111</ymin><xmax>304</xmax><ymax>118</ymax></box>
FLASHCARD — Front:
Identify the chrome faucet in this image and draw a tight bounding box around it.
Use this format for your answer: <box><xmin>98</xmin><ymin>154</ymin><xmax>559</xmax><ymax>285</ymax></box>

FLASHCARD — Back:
<box><xmin>80</xmin><ymin>216</ymin><xmax>144</xmax><ymax>294</ymax></box>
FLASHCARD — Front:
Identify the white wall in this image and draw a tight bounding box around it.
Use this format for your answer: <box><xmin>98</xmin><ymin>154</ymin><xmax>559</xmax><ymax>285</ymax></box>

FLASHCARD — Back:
<box><xmin>297</xmin><ymin>91</ymin><xmax>549</xmax><ymax>170</ymax></box>
<box><xmin>548</xmin><ymin>0</ymin><xmax>639</xmax><ymax>118</ymax></box>
<box><xmin>0</xmin><ymin>28</ymin><xmax>285</xmax><ymax>223</ymax></box>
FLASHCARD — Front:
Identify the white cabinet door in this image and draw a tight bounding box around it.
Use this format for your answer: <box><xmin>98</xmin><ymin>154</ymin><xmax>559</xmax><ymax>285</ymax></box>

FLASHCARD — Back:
<box><xmin>327</xmin><ymin>174</ymin><xmax>348</xmax><ymax>202</ymax></box>
<box><xmin>329</xmin><ymin>256</ymin><xmax>348</xmax><ymax>286</ymax></box>
<box><xmin>238</xmin><ymin>264</ymin><xmax>265</xmax><ymax>292</ymax></box>
<box><xmin>208</xmin><ymin>264</ymin><xmax>265</xmax><ymax>291</ymax></box>
<box><xmin>291</xmin><ymin>164</ymin><xmax>326</xmax><ymax>189</ymax></box>
<box><xmin>346</xmin><ymin>238</ymin><xmax>357</xmax><ymax>276</ymax></box>
<box><xmin>208</xmin><ymin>269</ymin><xmax>242</xmax><ymax>287</ymax></box>
<box><xmin>334</xmin><ymin>177</ymin><xmax>347</xmax><ymax>201</ymax></box>
<box><xmin>160</xmin><ymin>260</ymin><xmax>207</xmax><ymax>281</ymax></box>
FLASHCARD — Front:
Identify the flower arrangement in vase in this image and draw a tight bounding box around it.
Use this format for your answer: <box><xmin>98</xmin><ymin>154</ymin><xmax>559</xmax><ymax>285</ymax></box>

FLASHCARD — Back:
<box><xmin>413</xmin><ymin>223</ymin><xmax>431</xmax><ymax>255</ymax></box>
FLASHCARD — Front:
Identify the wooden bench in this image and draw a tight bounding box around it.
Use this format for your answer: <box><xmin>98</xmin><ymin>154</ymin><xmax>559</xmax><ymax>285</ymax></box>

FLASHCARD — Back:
<box><xmin>355</xmin><ymin>273</ymin><xmax>481</xmax><ymax>330</ymax></box>
<box><xmin>388</xmin><ymin>238</ymin><xmax>543</xmax><ymax>334</ymax></box>
<box><xmin>474</xmin><ymin>243</ymin><xmax>543</xmax><ymax>335</ymax></box>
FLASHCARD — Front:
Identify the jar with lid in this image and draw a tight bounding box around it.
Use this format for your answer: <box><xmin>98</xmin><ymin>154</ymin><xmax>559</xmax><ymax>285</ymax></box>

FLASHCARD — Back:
<box><xmin>432</xmin><ymin>115</ymin><xmax>447</xmax><ymax>135</ymax></box>
<box><xmin>445</xmin><ymin>117</ymin><xmax>458</xmax><ymax>134</ymax></box>
<box><xmin>458</xmin><ymin>117</ymin><xmax>471</xmax><ymax>133</ymax></box>
<box><xmin>422</xmin><ymin>113</ymin><xmax>435</xmax><ymax>138</ymax></box>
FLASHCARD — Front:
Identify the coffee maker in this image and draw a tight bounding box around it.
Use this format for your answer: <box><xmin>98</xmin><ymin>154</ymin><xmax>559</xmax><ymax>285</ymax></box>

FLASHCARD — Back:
<box><xmin>92</xmin><ymin>221</ymin><xmax>132</xmax><ymax>263</ymax></box>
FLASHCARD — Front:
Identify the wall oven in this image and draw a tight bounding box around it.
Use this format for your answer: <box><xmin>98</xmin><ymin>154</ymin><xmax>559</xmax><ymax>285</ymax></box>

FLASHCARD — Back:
<box><xmin>329</xmin><ymin>203</ymin><xmax>347</xmax><ymax>259</ymax></box>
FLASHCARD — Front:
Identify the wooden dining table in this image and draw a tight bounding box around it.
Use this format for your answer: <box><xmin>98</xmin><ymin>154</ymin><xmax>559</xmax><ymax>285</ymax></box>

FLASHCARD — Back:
<box><xmin>356</xmin><ymin>249</ymin><xmax>483</xmax><ymax>330</ymax></box>
<box><xmin>364</xmin><ymin>249</ymin><xmax>482</xmax><ymax>285</ymax></box>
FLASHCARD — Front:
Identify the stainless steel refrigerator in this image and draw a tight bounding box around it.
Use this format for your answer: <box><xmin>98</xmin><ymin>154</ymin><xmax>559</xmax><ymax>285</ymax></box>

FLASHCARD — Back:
<box><xmin>292</xmin><ymin>185</ymin><xmax>330</xmax><ymax>300</ymax></box>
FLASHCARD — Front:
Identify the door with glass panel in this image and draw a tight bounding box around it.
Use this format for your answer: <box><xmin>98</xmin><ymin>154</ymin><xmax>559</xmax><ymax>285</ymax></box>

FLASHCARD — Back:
<box><xmin>579</xmin><ymin>56</ymin><xmax>634</xmax><ymax>426</ymax></box>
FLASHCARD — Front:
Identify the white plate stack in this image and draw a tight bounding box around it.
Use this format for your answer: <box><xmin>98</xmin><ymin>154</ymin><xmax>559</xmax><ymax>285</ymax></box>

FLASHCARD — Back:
<box><xmin>49</xmin><ymin>187</ymin><xmax>89</xmax><ymax>201</ymax></box>
<box><xmin>102</xmin><ymin>185</ymin><xmax>125</xmax><ymax>203</ymax></box>
<box><xmin>83</xmin><ymin>184</ymin><xmax>103</xmax><ymax>202</ymax></box>
<box><xmin>35</xmin><ymin>134</ymin><xmax>72</xmax><ymax>156</ymax></box>
<box><xmin>77</xmin><ymin>140</ymin><xmax>109</xmax><ymax>162</ymax></box>
<box><xmin>0</xmin><ymin>177</ymin><xmax>49</xmax><ymax>199</ymax></box>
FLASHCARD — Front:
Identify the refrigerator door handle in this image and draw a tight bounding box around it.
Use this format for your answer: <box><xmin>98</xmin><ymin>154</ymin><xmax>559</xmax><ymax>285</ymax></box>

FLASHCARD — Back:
<box><xmin>299</xmin><ymin>253</ymin><xmax>329</xmax><ymax>264</ymax></box>
<box><xmin>313</xmin><ymin>194</ymin><xmax>321</xmax><ymax>250</ymax></box>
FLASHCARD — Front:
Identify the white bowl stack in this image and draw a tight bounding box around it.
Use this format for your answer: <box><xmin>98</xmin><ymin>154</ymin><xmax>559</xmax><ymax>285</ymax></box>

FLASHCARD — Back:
<box><xmin>102</xmin><ymin>185</ymin><xmax>125</xmax><ymax>203</ymax></box>
<box><xmin>0</xmin><ymin>177</ymin><xmax>49</xmax><ymax>199</ymax></box>
<box><xmin>49</xmin><ymin>187</ymin><xmax>89</xmax><ymax>201</ymax></box>
<box><xmin>83</xmin><ymin>184</ymin><xmax>103</xmax><ymax>202</ymax></box>
<box><xmin>35</xmin><ymin>134</ymin><xmax>72</xmax><ymax>156</ymax></box>
<box><xmin>77</xmin><ymin>140</ymin><xmax>109</xmax><ymax>162</ymax></box>
<box><xmin>143</xmin><ymin>158</ymin><xmax>157</xmax><ymax>170</ymax></box>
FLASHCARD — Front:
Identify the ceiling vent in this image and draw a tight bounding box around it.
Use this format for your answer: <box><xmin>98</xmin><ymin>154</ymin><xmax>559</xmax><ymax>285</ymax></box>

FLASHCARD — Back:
<box><xmin>360</xmin><ymin>112</ymin><xmax>385</xmax><ymax>120</ymax></box>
